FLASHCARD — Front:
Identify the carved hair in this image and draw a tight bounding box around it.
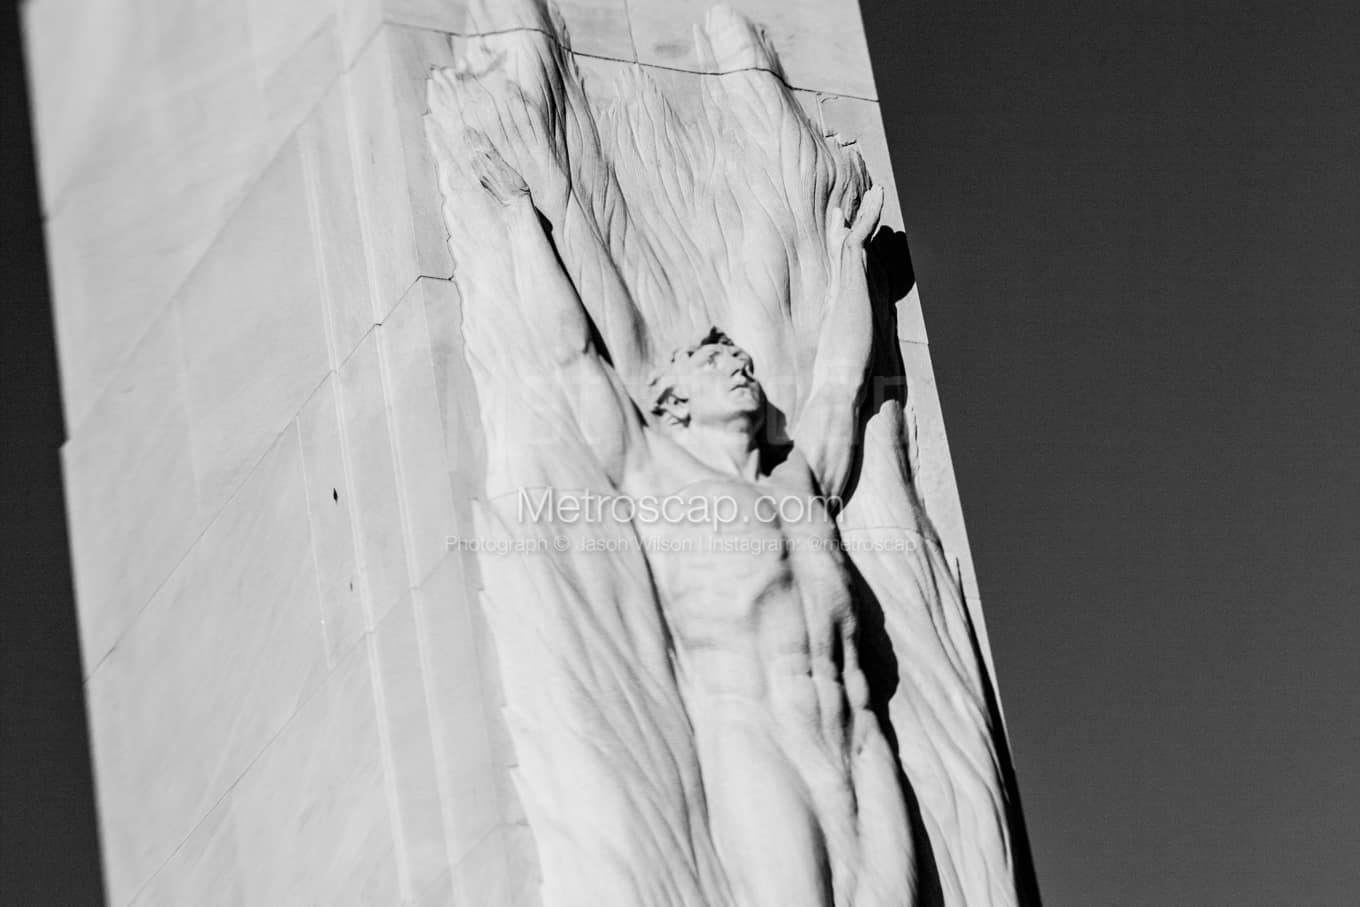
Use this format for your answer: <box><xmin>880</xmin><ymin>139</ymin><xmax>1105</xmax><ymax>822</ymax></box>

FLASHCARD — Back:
<box><xmin>646</xmin><ymin>327</ymin><xmax>748</xmax><ymax>418</ymax></box>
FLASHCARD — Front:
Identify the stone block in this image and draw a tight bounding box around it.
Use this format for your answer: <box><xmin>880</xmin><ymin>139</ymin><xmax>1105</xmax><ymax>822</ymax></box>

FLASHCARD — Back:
<box><xmin>62</xmin><ymin>314</ymin><xmax>201</xmax><ymax>674</ymax></box>
<box><xmin>384</xmin><ymin>28</ymin><xmax>459</xmax><ymax>300</ymax></box>
<box><xmin>453</xmin><ymin>0</ymin><xmax>634</xmax><ymax>61</ymax></box>
<box><xmin>345</xmin><ymin>28</ymin><xmax>422</xmax><ymax>319</ymax></box>
<box><xmin>176</xmin><ymin>140</ymin><xmax>331</xmax><ymax>517</ymax></box>
<box><xmin>230</xmin><ymin>643</ymin><xmax>403</xmax><ymax>905</ymax></box>
<box><xmin>373</xmin><ymin>597</ymin><xmax>452</xmax><ymax>895</ymax></box>
<box><xmin>467</xmin><ymin>595</ymin><xmax>524</xmax><ymax>823</ymax></box>
<box><xmin>379</xmin><ymin>281</ymin><xmax>457</xmax><ymax>586</ymax></box>
<box><xmin>40</xmin><ymin>49</ymin><xmax>269</xmax><ymax>430</ymax></box>
<box><xmin>128</xmin><ymin>646</ymin><xmax>402</xmax><ymax>906</ymax></box>
<box><xmin>263</xmin><ymin>24</ymin><xmax>342</xmax><ymax>156</ymax></box>
<box><xmin>22</xmin><ymin>0</ymin><xmax>147</xmax><ymax>210</ymax></box>
<box><xmin>298</xmin><ymin>79</ymin><xmax>376</xmax><ymax>367</ymax></box>
<box><xmin>897</xmin><ymin>284</ymin><xmax>930</xmax><ymax>354</ymax></box>
<box><xmin>554</xmin><ymin>0</ymin><xmax>635</xmax><ymax>60</ymax></box>
<box><xmin>296</xmin><ymin>376</ymin><xmax>367</xmax><ymax>666</ymax></box>
<box><xmin>412</xmin><ymin>553</ymin><xmax>501</xmax><ymax>865</ymax></box>
<box><xmin>128</xmin><ymin>796</ymin><xmax>243</xmax><ymax>907</ymax></box>
<box><xmin>345</xmin><ymin>27</ymin><xmax>456</xmax><ymax>325</ymax></box>
<box><xmin>86</xmin><ymin>428</ymin><xmax>329</xmax><ymax>904</ymax></box>
<box><xmin>627</xmin><ymin>0</ymin><xmax>877</xmax><ymax>99</ymax></box>
<box><xmin>246</xmin><ymin>0</ymin><xmax>342</xmax><ymax>153</ymax></box>
<box><xmin>337</xmin><ymin>330</ymin><xmax>409</xmax><ymax>626</ymax></box>
<box><xmin>418</xmin><ymin>278</ymin><xmax>485</xmax><ymax>539</ymax></box>
<box><xmin>383</xmin><ymin>0</ymin><xmax>468</xmax><ymax>35</ymax></box>
<box><xmin>450</xmin><ymin>826</ymin><xmax>512</xmax><ymax>906</ymax></box>
<box><xmin>416</xmin><ymin>869</ymin><xmax>456</xmax><ymax>907</ymax></box>
<box><xmin>337</xmin><ymin>0</ymin><xmax>384</xmax><ymax>66</ymax></box>
<box><xmin>504</xmin><ymin>822</ymin><xmax>543</xmax><ymax>905</ymax></box>
<box><xmin>22</xmin><ymin>0</ymin><xmax>261</xmax><ymax>211</ymax></box>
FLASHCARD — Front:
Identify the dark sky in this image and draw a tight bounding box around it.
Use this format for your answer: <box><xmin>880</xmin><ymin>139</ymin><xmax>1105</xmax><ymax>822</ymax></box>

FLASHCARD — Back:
<box><xmin>4</xmin><ymin>2</ymin><xmax>1359</xmax><ymax>904</ymax></box>
<box><xmin>860</xmin><ymin>0</ymin><xmax>1360</xmax><ymax>903</ymax></box>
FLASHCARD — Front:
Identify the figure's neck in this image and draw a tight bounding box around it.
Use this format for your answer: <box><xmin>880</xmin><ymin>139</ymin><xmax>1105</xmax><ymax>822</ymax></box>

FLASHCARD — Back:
<box><xmin>679</xmin><ymin>424</ymin><xmax>761</xmax><ymax>480</ymax></box>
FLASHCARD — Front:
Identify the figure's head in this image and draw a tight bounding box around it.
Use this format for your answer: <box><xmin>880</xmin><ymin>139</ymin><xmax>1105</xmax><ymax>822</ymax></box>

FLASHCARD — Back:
<box><xmin>648</xmin><ymin>328</ymin><xmax>765</xmax><ymax>434</ymax></box>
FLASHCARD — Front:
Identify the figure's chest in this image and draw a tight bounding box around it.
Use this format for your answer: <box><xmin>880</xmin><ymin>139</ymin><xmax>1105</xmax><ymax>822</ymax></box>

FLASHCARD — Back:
<box><xmin>638</xmin><ymin>474</ymin><xmax>853</xmax><ymax>627</ymax></box>
<box><xmin>638</xmin><ymin>474</ymin><xmax>830</xmax><ymax>535</ymax></box>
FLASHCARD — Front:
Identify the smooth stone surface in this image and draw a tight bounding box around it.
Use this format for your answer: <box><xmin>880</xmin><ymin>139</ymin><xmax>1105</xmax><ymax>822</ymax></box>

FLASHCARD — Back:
<box><xmin>25</xmin><ymin>0</ymin><xmax>278</xmax><ymax>429</ymax></box>
<box><xmin>337</xmin><ymin>0</ymin><xmax>384</xmax><ymax>65</ymax></box>
<box><xmin>628</xmin><ymin>0</ymin><xmax>877</xmax><ymax>99</ymax></box>
<box><xmin>555</xmin><ymin>0</ymin><xmax>635</xmax><ymax>61</ymax></box>
<box><xmin>130</xmin><ymin>645</ymin><xmax>401</xmax><ymax>906</ymax></box>
<box><xmin>453</xmin><ymin>0</ymin><xmax>635</xmax><ymax>61</ymax></box>
<box><xmin>450</xmin><ymin>826</ymin><xmax>513</xmax><ymax>906</ymax></box>
<box><xmin>298</xmin><ymin>80</ymin><xmax>377</xmax><ymax>368</ymax></box>
<box><xmin>262</xmin><ymin>24</ymin><xmax>342</xmax><ymax>157</ymax></box>
<box><xmin>41</xmin><ymin>53</ymin><xmax>269</xmax><ymax>431</ymax></box>
<box><xmin>412</xmin><ymin>553</ymin><xmax>503</xmax><ymax>866</ymax></box>
<box><xmin>382</xmin><ymin>0</ymin><xmax>467</xmax><ymax>35</ymax></box>
<box><xmin>373</xmin><ymin>597</ymin><xmax>452</xmax><ymax>898</ymax></box>
<box><xmin>296</xmin><ymin>375</ymin><xmax>367</xmax><ymax>666</ymax></box>
<box><xmin>176</xmin><ymin>140</ymin><xmax>331</xmax><ymax>517</ymax></box>
<box><xmin>128</xmin><ymin>793</ymin><xmax>244</xmax><ymax>907</ymax></box>
<box><xmin>22</xmin><ymin>0</ymin><xmax>259</xmax><ymax>211</ymax></box>
<box><xmin>346</xmin><ymin>27</ymin><xmax>423</xmax><ymax>321</ymax></box>
<box><xmin>385</xmin><ymin>28</ymin><xmax>458</xmax><ymax>287</ymax></box>
<box><xmin>22</xmin><ymin>0</ymin><xmax>151</xmax><ymax>210</ymax></box>
<box><xmin>337</xmin><ymin>330</ymin><xmax>409</xmax><ymax>626</ymax></box>
<box><xmin>86</xmin><ymin>428</ymin><xmax>329</xmax><ymax>905</ymax></box>
<box><xmin>345</xmin><ymin>27</ymin><xmax>457</xmax><ymax>327</ymax></box>
<box><xmin>897</xmin><ymin>284</ymin><xmax>930</xmax><ymax>355</ymax></box>
<box><xmin>229</xmin><ymin>643</ymin><xmax>402</xmax><ymax>905</ymax></box>
<box><xmin>503</xmin><ymin>822</ymin><xmax>543</xmax><ymax>906</ymax></box>
<box><xmin>247</xmin><ymin>0</ymin><xmax>342</xmax><ymax>154</ymax></box>
<box><xmin>418</xmin><ymin>278</ymin><xmax>486</xmax><ymax>543</ymax></box>
<box><xmin>415</xmin><ymin>869</ymin><xmax>457</xmax><ymax>907</ymax></box>
<box><xmin>378</xmin><ymin>280</ymin><xmax>457</xmax><ymax>587</ymax></box>
<box><xmin>62</xmin><ymin>315</ymin><xmax>201</xmax><ymax>674</ymax></box>
<box><xmin>467</xmin><ymin>587</ymin><xmax>529</xmax><ymax>830</ymax></box>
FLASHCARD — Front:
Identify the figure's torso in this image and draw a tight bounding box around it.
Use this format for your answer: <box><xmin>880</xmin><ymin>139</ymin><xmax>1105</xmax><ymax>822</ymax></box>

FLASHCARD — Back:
<box><xmin>632</xmin><ymin>456</ymin><xmax>865</xmax><ymax>751</ymax></box>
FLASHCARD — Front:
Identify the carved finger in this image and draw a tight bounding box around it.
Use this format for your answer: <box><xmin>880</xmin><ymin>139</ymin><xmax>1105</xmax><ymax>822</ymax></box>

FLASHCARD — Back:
<box><xmin>849</xmin><ymin>185</ymin><xmax>884</xmax><ymax>246</ymax></box>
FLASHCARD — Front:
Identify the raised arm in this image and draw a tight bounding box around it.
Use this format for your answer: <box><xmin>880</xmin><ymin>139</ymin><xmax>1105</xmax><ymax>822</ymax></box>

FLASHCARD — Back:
<box><xmin>469</xmin><ymin>146</ymin><xmax>652</xmax><ymax>487</ymax></box>
<box><xmin>789</xmin><ymin>185</ymin><xmax>885</xmax><ymax>501</ymax></box>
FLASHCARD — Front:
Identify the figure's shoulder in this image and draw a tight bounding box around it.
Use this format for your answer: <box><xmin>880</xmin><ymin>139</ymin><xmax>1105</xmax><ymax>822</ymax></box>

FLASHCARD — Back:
<box><xmin>764</xmin><ymin>446</ymin><xmax>819</xmax><ymax>494</ymax></box>
<box><xmin>620</xmin><ymin>426</ymin><xmax>698</xmax><ymax>494</ymax></box>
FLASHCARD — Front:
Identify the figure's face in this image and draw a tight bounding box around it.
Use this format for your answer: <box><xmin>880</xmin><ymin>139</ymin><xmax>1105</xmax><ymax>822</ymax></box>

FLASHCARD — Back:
<box><xmin>672</xmin><ymin>342</ymin><xmax>765</xmax><ymax>430</ymax></box>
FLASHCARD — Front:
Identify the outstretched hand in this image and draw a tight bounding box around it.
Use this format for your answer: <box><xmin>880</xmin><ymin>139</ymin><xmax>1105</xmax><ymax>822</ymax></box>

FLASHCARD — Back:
<box><xmin>826</xmin><ymin>184</ymin><xmax>884</xmax><ymax>305</ymax></box>
<box><xmin>828</xmin><ymin>184</ymin><xmax>885</xmax><ymax>255</ymax></box>
<box><xmin>849</xmin><ymin>184</ymin><xmax>885</xmax><ymax>247</ymax></box>
<box><xmin>826</xmin><ymin>184</ymin><xmax>881</xmax><ymax>255</ymax></box>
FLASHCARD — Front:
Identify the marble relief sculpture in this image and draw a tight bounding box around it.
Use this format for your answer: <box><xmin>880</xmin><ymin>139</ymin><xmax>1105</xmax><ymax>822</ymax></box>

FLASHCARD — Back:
<box><xmin>426</xmin><ymin>2</ymin><xmax>1027</xmax><ymax>905</ymax></box>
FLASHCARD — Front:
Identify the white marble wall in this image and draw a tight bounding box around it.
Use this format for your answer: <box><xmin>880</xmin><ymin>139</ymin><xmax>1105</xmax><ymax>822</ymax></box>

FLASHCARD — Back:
<box><xmin>26</xmin><ymin>0</ymin><xmax>991</xmax><ymax>903</ymax></box>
